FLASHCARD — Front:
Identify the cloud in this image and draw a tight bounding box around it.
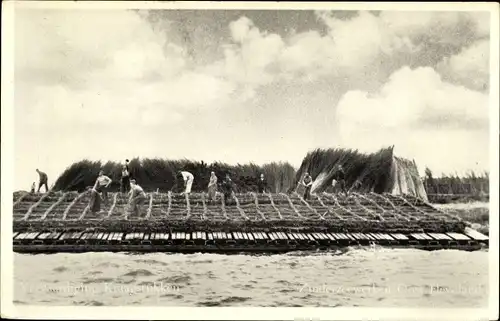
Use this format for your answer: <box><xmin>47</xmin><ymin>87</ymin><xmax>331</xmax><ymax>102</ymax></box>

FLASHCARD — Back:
<box><xmin>336</xmin><ymin>66</ymin><xmax>489</xmax><ymax>175</ymax></box>
<box><xmin>437</xmin><ymin>39</ymin><xmax>490</xmax><ymax>91</ymax></box>
<box><xmin>15</xmin><ymin>9</ymin><xmax>240</xmax><ymax>128</ymax></box>
<box><xmin>216</xmin><ymin>11</ymin><xmax>490</xmax><ymax>91</ymax></box>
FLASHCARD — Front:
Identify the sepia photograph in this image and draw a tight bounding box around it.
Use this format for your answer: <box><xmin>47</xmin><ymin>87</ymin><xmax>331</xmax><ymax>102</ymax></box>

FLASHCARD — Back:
<box><xmin>1</xmin><ymin>1</ymin><xmax>498</xmax><ymax>320</ymax></box>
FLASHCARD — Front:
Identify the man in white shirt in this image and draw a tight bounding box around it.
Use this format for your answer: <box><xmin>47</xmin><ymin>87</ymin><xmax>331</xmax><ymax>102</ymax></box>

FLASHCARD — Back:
<box><xmin>93</xmin><ymin>170</ymin><xmax>112</xmax><ymax>203</ymax></box>
<box><xmin>129</xmin><ymin>179</ymin><xmax>147</xmax><ymax>217</ymax></box>
<box><xmin>180</xmin><ymin>171</ymin><xmax>194</xmax><ymax>195</ymax></box>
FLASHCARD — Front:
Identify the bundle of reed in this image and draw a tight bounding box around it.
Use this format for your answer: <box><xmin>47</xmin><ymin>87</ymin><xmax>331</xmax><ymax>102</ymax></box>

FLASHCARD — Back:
<box><xmin>53</xmin><ymin>158</ymin><xmax>296</xmax><ymax>193</ymax></box>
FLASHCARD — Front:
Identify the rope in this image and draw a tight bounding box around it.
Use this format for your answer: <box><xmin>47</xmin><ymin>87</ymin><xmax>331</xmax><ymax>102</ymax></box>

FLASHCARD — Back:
<box><xmin>294</xmin><ymin>192</ymin><xmax>324</xmax><ymax>220</ymax></box>
<box><xmin>233</xmin><ymin>193</ymin><xmax>249</xmax><ymax>220</ymax></box>
<box><xmin>280</xmin><ymin>192</ymin><xmax>306</xmax><ymax>220</ymax></box>
<box><xmin>62</xmin><ymin>191</ymin><xmax>87</xmax><ymax>220</ymax></box>
<box><xmin>22</xmin><ymin>192</ymin><xmax>51</xmax><ymax>221</ymax></box>
<box><xmin>322</xmin><ymin>192</ymin><xmax>367</xmax><ymax>221</ymax></box>
<box><xmin>105</xmin><ymin>193</ymin><xmax>118</xmax><ymax>219</ymax></box>
<box><xmin>369</xmin><ymin>192</ymin><xmax>415</xmax><ymax>221</ymax></box>
<box><xmin>252</xmin><ymin>192</ymin><xmax>267</xmax><ymax>221</ymax></box>
<box><xmin>40</xmin><ymin>192</ymin><xmax>67</xmax><ymax>221</ymax></box>
<box><xmin>316</xmin><ymin>194</ymin><xmax>344</xmax><ymax>220</ymax></box>
<box><xmin>267</xmin><ymin>193</ymin><xmax>283</xmax><ymax>219</ymax></box>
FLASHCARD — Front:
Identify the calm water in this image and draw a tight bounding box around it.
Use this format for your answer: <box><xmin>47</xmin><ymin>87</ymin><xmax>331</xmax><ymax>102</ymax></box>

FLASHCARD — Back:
<box><xmin>14</xmin><ymin>247</ymin><xmax>488</xmax><ymax>307</ymax></box>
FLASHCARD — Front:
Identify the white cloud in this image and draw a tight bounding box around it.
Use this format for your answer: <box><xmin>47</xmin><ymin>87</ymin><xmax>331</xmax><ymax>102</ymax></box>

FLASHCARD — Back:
<box><xmin>16</xmin><ymin>9</ymin><xmax>242</xmax><ymax>128</ymax></box>
<box><xmin>336</xmin><ymin>66</ymin><xmax>489</xmax><ymax>175</ymax></box>
<box><xmin>437</xmin><ymin>39</ymin><xmax>490</xmax><ymax>91</ymax></box>
<box><xmin>218</xmin><ymin>11</ymin><xmax>490</xmax><ymax>89</ymax></box>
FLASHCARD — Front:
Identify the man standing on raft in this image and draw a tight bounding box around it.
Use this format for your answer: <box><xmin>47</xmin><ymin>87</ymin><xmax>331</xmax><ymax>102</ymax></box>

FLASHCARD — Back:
<box><xmin>180</xmin><ymin>170</ymin><xmax>194</xmax><ymax>195</ymax></box>
<box><xmin>128</xmin><ymin>179</ymin><xmax>147</xmax><ymax>218</ymax></box>
<box><xmin>121</xmin><ymin>164</ymin><xmax>130</xmax><ymax>194</ymax></box>
<box><xmin>257</xmin><ymin>173</ymin><xmax>267</xmax><ymax>194</ymax></box>
<box><xmin>93</xmin><ymin>170</ymin><xmax>112</xmax><ymax>203</ymax></box>
<box><xmin>332</xmin><ymin>164</ymin><xmax>347</xmax><ymax>196</ymax></box>
<box><xmin>36</xmin><ymin>169</ymin><xmax>49</xmax><ymax>193</ymax></box>
<box><xmin>301</xmin><ymin>172</ymin><xmax>313</xmax><ymax>200</ymax></box>
<box><xmin>207</xmin><ymin>171</ymin><xmax>218</xmax><ymax>202</ymax></box>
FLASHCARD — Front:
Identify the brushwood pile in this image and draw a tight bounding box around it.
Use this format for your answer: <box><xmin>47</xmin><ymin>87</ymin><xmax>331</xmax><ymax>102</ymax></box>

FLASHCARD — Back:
<box><xmin>293</xmin><ymin>146</ymin><xmax>428</xmax><ymax>200</ymax></box>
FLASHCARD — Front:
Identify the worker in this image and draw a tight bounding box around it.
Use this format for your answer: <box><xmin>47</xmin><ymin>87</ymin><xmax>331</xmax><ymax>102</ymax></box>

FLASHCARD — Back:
<box><xmin>180</xmin><ymin>170</ymin><xmax>194</xmax><ymax>195</ymax></box>
<box><xmin>128</xmin><ymin>179</ymin><xmax>147</xmax><ymax>217</ymax></box>
<box><xmin>124</xmin><ymin>159</ymin><xmax>132</xmax><ymax>179</ymax></box>
<box><xmin>93</xmin><ymin>170</ymin><xmax>112</xmax><ymax>203</ymax></box>
<box><xmin>332</xmin><ymin>165</ymin><xmax>347</xmax><ymax>196</ymax></box>
<box><xmin>89</xmin><ymin>185</ymin><xmax>103</xmax><ymax>214</ymax></box>
<box><xmin>301</xmin><ymin>172</ymin><xmax>313</xmax><ymax>200</ymax></box>
<box><xmin>120</xmin><ymin>164</ymin><xmax>130</xmax><ymax>194</ymax></box>
<box><xmin>36</xmin><ymin>169</ymin><xmax>49</xmax><ymax>193</ymax></box>
<box><xmin>30</xmin><ymin>182</ymin><xmax>36</xmax><ymax>194</ymax></box>
<box><xmin>207</xmin><ymin>171</ymin><xmax>218</xmax><ymax>202</ymax></box>
<box><xmin>221</xmin><ymin>174</ymin><xmax>234</xmax><ymax>205</ymax></box>
<box><xmin>257</xmin><ymin>173</ymin><xmax>267</xmax><ymax>194</ymax></box>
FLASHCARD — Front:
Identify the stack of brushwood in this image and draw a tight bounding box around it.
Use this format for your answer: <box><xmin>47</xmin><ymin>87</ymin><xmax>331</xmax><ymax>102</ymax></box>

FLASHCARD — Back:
<box><xmin>52</xmin><ymin>158</ymin><xmax>295</xmax><ymax>193</ymax></box>
<box><xmin>293</xmin><ymin>146</ymin><xmax>420</xmax><ymax>195</ymax></box>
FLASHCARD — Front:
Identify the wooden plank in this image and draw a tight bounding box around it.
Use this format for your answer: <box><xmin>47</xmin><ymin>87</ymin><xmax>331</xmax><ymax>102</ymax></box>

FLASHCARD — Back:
<box><xmin>115</xmin><ymin>233</ymin><xmax>123</xmax><ymax>241</ymax></box>
<box><xmin>446</xmin><ymin>233</ymin><xmax>471</xmax><ymax>240</ymax></box>
<box><xmin>25</xmin><ymin>232</ymin><xmax>39</xmax><ymax>240</ymax></box>
<box><xmin>125</xmin><ymin>233</ymin><xmax>134</xmax><ymax>240</ymax></box>
<box><xmin>410</xmin><ymin>233</ymin><xmax>423</xmax><ymax>240</ymax></box>
<box><xmin>380</xmin><ymin>233</ymin><xmax>394</xmax><ymax>240</ymax></box>
<box><xmin>324</xmin><ymin>233</ymin><xmax>336</xmax><ymax>240</ymax></box>
<box><xmin>37</xmin><ymin>233</ymin><xmax>50</xmax><ymax>240</ymax></box>
<box><xmin>431</xmin><ymin>233</ymin><xmax>452</xmax><ymax>240</ymax></box>
<box><xmin>15</xmin><ymin>233</ymin><xmax>27</xmax><ymax>240</ymax></box>
<box><xmin>306</xmin><ymin>233</ymin><xmax>315</xmax><ymax>241</ymax></box>
<box><xmin>320</xmin><ymin>232</ymin><xmax>330</xmax><ymax>240</ymax></box>
<box><xmin>361</xmin><ymin>233</ymin><xmax>374</xmax><ymax>240</ymax></box>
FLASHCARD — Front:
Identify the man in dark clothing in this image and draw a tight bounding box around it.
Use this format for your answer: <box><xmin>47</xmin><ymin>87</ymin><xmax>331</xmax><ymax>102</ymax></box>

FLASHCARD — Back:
<box><xmin>332</xmin><ymin>165</ymin><xmax>347</xmax><ymax>196</ymax></box>
<box><xmin>36</xmin><ymin>169</ymin><xmax>49</xmax><ymax>193</ymax></box>
<box><xmin>221</xmin><ymin>174</ymin><xmax>234</xmax><ymax>205</ymax></box>
<box><xmin>257</xmin><ymin>173</ymin><xmax>267</xmax><ymax>194</ymax></box>
<box><xmin>121</xmin><ymin>164</ymin><xmax>130</xmax><ymax>193</ymax></box>
<box><xmin>301</xmin><ymin>172</ymin><xmax>313</xmax><ymax>200</ymax></box>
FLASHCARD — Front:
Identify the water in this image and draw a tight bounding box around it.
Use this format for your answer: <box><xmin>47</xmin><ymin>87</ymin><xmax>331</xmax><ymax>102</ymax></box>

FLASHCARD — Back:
<box><xmin>14</xmin><ymin>247</ymin><xmax>488</xmax><ymax>307</ymax></box>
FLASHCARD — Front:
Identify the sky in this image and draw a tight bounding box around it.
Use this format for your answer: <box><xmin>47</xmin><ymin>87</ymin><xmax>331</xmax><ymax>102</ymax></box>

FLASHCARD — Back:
<box><xmin>13</xmin><ymin>8</ymin><xmax>491</xmax><ymax>190</ymax></box>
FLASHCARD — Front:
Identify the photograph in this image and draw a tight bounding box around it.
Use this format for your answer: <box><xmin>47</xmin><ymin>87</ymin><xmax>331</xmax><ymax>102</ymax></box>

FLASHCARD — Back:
<box><xmin>1</xmin><ymin>1</ymin><xmax>498</xmax><ymax>320</ymax></box>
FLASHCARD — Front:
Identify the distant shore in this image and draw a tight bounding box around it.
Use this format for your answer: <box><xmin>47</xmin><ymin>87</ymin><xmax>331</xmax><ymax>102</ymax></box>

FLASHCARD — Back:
<box><xmin>426</xmin><ymin>193</ymin><xmax>489</xmax><ymax>204</ymax></box>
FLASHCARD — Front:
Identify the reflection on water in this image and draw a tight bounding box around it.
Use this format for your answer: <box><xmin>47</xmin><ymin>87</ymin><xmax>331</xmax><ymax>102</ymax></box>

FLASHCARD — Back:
<box><xmin>14</xmin><ymin>247</ymin><xmax>488</xmax><ymax>307</ymax></box>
